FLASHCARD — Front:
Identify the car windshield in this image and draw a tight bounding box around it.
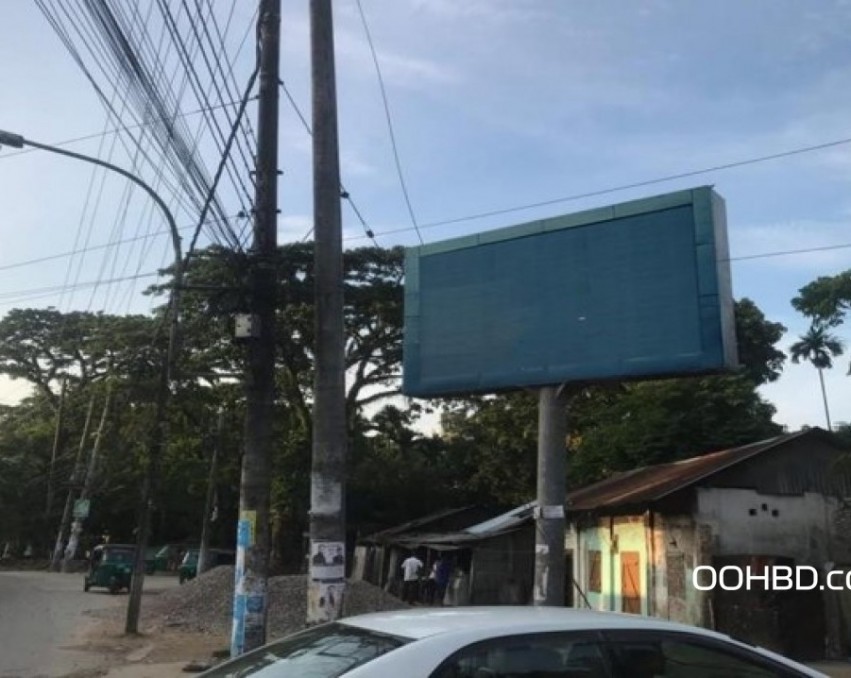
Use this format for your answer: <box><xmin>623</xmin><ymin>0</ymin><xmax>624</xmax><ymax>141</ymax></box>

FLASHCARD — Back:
<box><xmin>201</xmin><ymin>623</ymin><xmax>409</xmax><ymax>677</ymax></box>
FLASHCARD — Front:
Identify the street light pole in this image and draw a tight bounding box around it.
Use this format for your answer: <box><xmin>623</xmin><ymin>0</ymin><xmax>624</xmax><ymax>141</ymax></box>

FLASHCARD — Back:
<box><xmin>0</xmin><ymin>128</ymin><xmax>184</xmax><ymax>634</ymax></box>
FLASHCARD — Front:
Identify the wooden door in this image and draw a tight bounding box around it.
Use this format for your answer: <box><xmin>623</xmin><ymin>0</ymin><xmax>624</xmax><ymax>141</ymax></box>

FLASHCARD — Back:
<box><xmin>621</xmin><ymin>551</ymin><xmax>641</xmax><ymax>614</ymax></box>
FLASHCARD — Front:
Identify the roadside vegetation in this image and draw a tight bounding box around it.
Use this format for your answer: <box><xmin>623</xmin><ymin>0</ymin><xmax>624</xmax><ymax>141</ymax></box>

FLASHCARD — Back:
<box><xmin>1</xmin><ymin>244</ymin><xmax>848</xmax><ymax>568</ymax></box>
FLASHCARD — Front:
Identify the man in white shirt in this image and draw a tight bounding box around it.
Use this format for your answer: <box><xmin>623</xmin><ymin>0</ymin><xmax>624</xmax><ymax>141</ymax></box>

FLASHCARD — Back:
<box><xmin>400</xmin><ymin>552</ymin><xmax>424</xmax><ymax>603</ymax></box>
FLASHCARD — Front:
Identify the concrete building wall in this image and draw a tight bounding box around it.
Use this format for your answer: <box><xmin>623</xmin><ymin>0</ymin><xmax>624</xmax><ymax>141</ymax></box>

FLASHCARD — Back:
<box><xmin>572</xmin><ymin>516</ymin><xmax>649</xmax><ymax>616</ymax></box>
<box><xmin>650</xmin><ymin>514</ymin><xmax>710</xmax><ymax>627</ymax></box>
<box><xmin>469</xmin><ymin>529</ymin><xmax>535</xmax><ymax>605</ymax></box>
<box><xmin>695</xmin><ymin>488</ymin><xmax>842</xmax><ymax>565</ymax></box>
<box><xmin>351</xmin><ymin>545</ymin><xmax>368</xmax><ymax>580</ymax></box>
<box><xmin>571</xmin><ymin>509</ymin><xmax>742</xmax><ymax>628</ymax></box>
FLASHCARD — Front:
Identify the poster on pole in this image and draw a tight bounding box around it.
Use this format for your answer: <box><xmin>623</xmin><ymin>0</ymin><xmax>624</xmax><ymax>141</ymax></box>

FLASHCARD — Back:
<box><xmin>309</xmin><ymin>541</ymin><xmax>345</xmax><ymax>581</ymax></box>
<box><xmin>231</xmin><ymin>510</ymin><xmax>258</xmax><ymax>657</ymax></box>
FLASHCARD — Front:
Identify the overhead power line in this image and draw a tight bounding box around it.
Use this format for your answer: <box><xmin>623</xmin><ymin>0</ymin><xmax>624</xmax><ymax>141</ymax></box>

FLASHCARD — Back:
<box><xmin>3</xmin><ymin>227</ymin><xmax>851</xmax><ymax>307</ymax></box>
<box><xmin>726</xmin><ymin>241</ymin><xmax>851</xmax><ymax>263</ymax></box>
<box><xmin>344</xmin><ymin>135</ymin><xmax>851</xmax><ymax>242</ymax></box>
<box><xmin>0</xmin><ymin>95</ymin><xmax>257</xmax><ymax>163</ymax></box>
<box><xmin>1</xmin><ymin>238</ymin><xmax>851</xmax><ymax>314</ymax></box>
<box><xmin>0</xmin><ymin>214</ymin><xmax>239</xmax><ymax>274</ymax></box>
<box><xmin>0</xmin><ymin>272</ymin><xmax>159</xmax><ymax>304</ymax></box>
<box><xmin>354</xmin><ymin>0</ymin><xmax>423</xmax><ymax>245</ymax></box>
<box><xmin>36</xmin><ymin>0</ymin><xmax>250</xmax><ymax>250</ymax></box>
<box><xmin>186</xmin><ymin>61</ymin><xmax>260</xmax><ymax>258</ymax></box>
<box><xmin>278</xmin><ymin>78</ymin><xmax>379</xmax><ymax>246</ymax></box>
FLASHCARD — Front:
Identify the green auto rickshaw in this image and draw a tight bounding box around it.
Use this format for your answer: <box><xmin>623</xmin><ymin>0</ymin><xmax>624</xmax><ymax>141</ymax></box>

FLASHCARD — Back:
<box><xmin>84</xmin><ymin>543</ymin><xmax>136</xmax><ymax>594</ymax></box>
<box><xmin>178</xmin><ymin>548</ymin><xmax>199</xmax><ymax>583</ymax></box>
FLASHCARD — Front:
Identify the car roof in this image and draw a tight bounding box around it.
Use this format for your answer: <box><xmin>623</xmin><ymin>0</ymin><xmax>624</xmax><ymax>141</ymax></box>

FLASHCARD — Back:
<box><xmin>339</xmin><ymin>607</ymin><xmax>742</xmax><ymax>642</ymax></box>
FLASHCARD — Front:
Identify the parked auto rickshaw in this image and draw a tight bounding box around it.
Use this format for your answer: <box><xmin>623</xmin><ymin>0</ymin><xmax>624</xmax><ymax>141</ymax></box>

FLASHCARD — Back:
<box><xmin>83</xmin><ymin>543</ymin><xmax>136</xmax><ymax>594</ymax></box>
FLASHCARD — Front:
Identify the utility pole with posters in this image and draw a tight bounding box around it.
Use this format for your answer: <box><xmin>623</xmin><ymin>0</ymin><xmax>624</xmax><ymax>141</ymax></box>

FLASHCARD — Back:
<box><xmin>307</xmin><ymin>0</ymin><xmax>348</xmax><ymax>624</ymax></box>
<box><xmin>230</xmin><ymin>0</ymin><xmax>281</xmax><ymax>657</ymax></box>
<box><xmin>198</xmin><ymin>407</ymin><xmax>224</xmax><ymax>577</ymax></box>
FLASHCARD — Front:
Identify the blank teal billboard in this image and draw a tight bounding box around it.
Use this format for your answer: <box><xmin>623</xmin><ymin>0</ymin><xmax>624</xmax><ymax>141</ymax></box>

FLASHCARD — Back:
<box><xmin>402</xmin><ymin>186</ymin><xmax>738</xmax><ymax>398</ymax></box>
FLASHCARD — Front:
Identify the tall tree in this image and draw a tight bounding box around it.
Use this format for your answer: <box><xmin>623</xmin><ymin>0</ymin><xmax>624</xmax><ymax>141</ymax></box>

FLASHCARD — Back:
<box><xmin>0</xmin><ymin>309</ymin><xmax>157</xmax><ymax>410</ymax></box>
<box><xmin>149</xmin><ymin>243</ymin><xmax>404</xmax><ymax>423</ymax></box>
<box><xmin>733</xmin><ymin>297</ymin><xmax>787</xmax><ymax>385</ymax></box>
<box><xmin>567</xmin><ymin>375</ymin><xmax>783</xmax><ymax>485</ymax></box>
<box><xmin>792</xmin><ymin>271</ymin><xmax>851</xmax><ymax>327</ymax></box>
<box><xmin>146</xmin><ymin>243</ymin><xmax>406</xmax><ymax>571</ymax></box>
<box><xmin>348</xmin><ymin>404</ymin><xmax>475</xmax><ymax>534</ymax></box>
<box><xmin>789</xmin><ymin>322</ymin><xmax>844</xmax><ymax>431</ymax></box>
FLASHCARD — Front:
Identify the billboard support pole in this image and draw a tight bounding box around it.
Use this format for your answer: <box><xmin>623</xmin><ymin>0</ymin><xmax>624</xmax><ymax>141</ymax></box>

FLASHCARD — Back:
<box><xmin>533</xmin><ymin>385</ymin><xmax>568</xmax><ymax>606</ymax></box>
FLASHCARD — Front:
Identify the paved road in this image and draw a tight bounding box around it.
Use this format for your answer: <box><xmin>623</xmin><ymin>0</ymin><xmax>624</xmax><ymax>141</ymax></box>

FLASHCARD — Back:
<box><xmin>0</xmin><ymin>570</ymin><xmax>176</xmax><ymax>678</ymax></box>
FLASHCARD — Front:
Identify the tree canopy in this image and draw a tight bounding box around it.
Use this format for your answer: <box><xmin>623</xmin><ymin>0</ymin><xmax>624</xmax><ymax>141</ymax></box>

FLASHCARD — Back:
<box><xmin>0</xmin><ymin>243</ymin><xmax>797</xmax><ymax>568</ymax></box>
<box><xmin>792</xmin><ymin>270</ymin><xmax>851</xmax><ymax>327</ymax></box>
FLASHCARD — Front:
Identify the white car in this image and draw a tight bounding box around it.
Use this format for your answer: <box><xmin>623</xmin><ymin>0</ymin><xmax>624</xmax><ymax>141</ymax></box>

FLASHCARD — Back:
<box><xmin>200</xmin><ymin>606</ymin><xmax>827</xmax><ymax>677</ymax></box>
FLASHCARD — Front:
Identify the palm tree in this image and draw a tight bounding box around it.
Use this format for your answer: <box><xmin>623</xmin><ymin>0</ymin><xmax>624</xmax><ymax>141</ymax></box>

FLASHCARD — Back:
<box><xmin>789</xmin><ymin>322</ymin><xmax>845</xmax><ymax>431</ymax></box>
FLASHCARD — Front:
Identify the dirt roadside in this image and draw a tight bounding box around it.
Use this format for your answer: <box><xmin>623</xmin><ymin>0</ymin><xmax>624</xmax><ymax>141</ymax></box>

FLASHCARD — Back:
<box><xmin>55</xmin><ymin>566</ymin><xmax>410</xmax><ymax>677</ymax></box>
<box><xmin>63</xmin><ymin>615</ymin><xmax>229</xmax><ymax>677</ymax></box>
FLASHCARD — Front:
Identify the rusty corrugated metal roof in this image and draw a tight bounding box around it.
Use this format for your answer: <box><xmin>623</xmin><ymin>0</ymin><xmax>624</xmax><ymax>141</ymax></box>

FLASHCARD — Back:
<box><xmin>566</xmin><ymin>429</ymin><xmax>816</xmax><ymax>513</ymax></box>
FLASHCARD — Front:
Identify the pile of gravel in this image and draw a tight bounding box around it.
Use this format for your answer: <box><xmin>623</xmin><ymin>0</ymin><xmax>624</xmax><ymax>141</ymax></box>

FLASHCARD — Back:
<box><xmin>132</xmin><ymin>566</ymin><xmax>410</xmax><ymax>637</ymax></box>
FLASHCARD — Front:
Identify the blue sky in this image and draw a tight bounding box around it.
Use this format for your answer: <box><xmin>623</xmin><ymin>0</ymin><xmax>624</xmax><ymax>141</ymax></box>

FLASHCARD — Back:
<box><xmin>1</xmin><ymin>1</ymin><xmax>851</xmax><ymax>432</ymax></box>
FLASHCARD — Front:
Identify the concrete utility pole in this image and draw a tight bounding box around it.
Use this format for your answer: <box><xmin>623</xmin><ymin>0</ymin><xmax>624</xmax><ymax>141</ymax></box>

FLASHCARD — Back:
<box><xmin>45</xmin><ymin>377</ymin><xmax>68</xmax><ymax>525</ymax></box>
<box><xmin>63</xmin><ymin>382</ymin><xmax>113</xmax><ymax>571</ymax></box>
<box><xmin>230</xmin><ymin>0</ymin><xmax>280</xmax><ymax>657</ymax></box>
<box><xmin>125</xmin><ymin>292</ymin><xmax>183</xmax><ymax>634</ymax></box>
<box><xmin>52</xmin><ymin>392</ymin><xmax>96</xmax><ymax>572</ymax></box>
<box><xmin>198</xmin><ymin>408</ymin><xmax>224</xmax><ymax>576</ymax></box>
<box><xmin>307</xmin><ymin>0</ymin><xmax>347</xmax><ymax>625</ymax></box>
<box><xmin>533</xmin><ymin>386</ymin><xmax>568</xmax><ymax>606</ymax></box>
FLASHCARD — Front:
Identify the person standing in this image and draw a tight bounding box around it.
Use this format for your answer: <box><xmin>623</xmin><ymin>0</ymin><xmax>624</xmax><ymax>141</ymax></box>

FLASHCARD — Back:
<box><xmin>400</xmin><ymin>551</ymin><xmax>424</xmax><ymax>604</ymax></box>
<box><xmin>423</xmin><ymin>558</ymin><xmax>438</xmax><ymax>604</ymax></box>
<box><xmin>434</xmin><ymin>555</ymin><xmax>452</xmax><ymax>605</ymax></box>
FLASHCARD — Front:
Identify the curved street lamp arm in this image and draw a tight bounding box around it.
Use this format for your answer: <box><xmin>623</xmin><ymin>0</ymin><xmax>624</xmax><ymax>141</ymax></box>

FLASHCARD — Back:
<box><xmin>18</xmin><ymin>136</ymin><xmax>182</xmax><ymax>266</ymax></box>
<box><xmin>1</xmin><ymin>129</ymin><xmax>185</xmax><ymax>377</ymax></box>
